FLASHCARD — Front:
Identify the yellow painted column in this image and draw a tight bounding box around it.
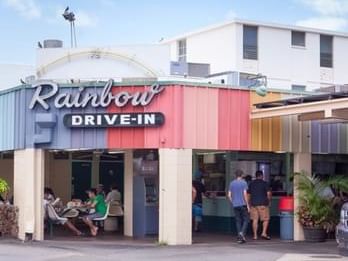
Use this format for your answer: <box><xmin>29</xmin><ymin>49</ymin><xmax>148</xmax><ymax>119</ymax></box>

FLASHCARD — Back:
<box><xmin>14</xmin><ymin>149</ymin><xmax>45</xmax><ymax>241</ymax></box>
<box><xmin>159</xmin><ymin>148</ymin><xmax>192</xmax><ymax>245</ymax></box>
<box><xmin>123</xmin><ymin>150</ymin><xmax>134</xmax><ymax>237</ymax></box>
<box><xmin>293</xmin><ymin>153</ymin><xmax>312</xmax><ymax>241</ymax></box>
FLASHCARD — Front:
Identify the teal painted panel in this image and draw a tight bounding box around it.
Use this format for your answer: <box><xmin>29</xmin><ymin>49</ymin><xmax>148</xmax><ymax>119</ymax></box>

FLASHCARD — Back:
<box><xmin>202</xmin><ymin>216</ymin><xmax>280</xmax><ymax>236</ymax></box>
<box><xmin>203</xmin><ymin>197</ymin><xmax>280</xmax><ymax>217</ymax></box>
<box><xmin>0</xmin><ymin>92</ymin><xmax>15</xmax><ymax>151</ymax></box>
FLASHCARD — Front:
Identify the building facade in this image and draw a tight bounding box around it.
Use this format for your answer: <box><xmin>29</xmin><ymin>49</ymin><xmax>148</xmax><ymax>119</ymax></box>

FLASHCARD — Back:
<box><xmin>164</xmin><ymin>19</ymin><xmax>348</xmax><ymax>91</ymax></box>
<box><xmin>1</xmin><ymin>22</ymin><xmax>348</xmax><ymax>245</ymax></box>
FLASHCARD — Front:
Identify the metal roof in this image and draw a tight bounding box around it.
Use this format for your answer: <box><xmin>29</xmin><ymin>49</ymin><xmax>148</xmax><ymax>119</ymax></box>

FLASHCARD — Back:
<box><xmin>254</xmin><ymin>92</ymin><xmax>348</xmax><ymax>109</ymax></box>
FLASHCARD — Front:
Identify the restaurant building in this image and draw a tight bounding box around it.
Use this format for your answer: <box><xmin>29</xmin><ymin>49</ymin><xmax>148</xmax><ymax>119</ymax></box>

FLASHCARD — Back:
<box><xmin>1</xmin><ymin>42</ymin><xmax>348</xmax><ymax>245</ymax></box>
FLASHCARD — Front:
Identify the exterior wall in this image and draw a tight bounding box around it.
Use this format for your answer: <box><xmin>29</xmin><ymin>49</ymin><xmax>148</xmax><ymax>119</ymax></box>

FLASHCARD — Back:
<box><xmin>14</xmin><ymin>149</ymin><xmax>44</xmax><ymax>240</ymax></box>
<box><xmin>107</xmin><ymin>85</ymin><xmax>250</xmax><ymax>150</ymax></box>
<box><xmin>47</xmin><ymin>156</ymin><xmax>71</xmax><ymax>204</ymax></box>
<box><xmin>159</xmin><ymin>148</ymin><xmax>192</xmax><ymax>245</ymax></box>
<box><xmin>1</xmin><ymin>82</ymin><xmax>348</xmax><ymax>153</ymax></box>
<box><xmin>184</xmin><ymin>25</ymin><xmax>237</xmax><ymax>74</ymax></box>
<box><xmin>0</xmin><ymin>89</ymin><xmax>26</xmax><ymax>151</ymax></box>
<box><xmin>124</xmin><ymin>150</ymin><xmax>134</xmax><ymax>237</ymax></box>
<box><xmin>250</xmin><ymin>91</ymin><xmax>282</xmax><ymax>151</ymax></box>
<box><xmin>235</xmin><ymin>24</ymin><xmax>325</xmax><ymax>90</ymax></box>
<box><xmin>168</xmin><ymin>22</ymin><xmax>348</xmax><ymax>91</ymax></box>
<box><xmin>293</xmin><ymin>153</ymin><xmax>312</xmax><ymax>241</ymax></box>
<box><xmin>37</xmin><ymin>45</ymin><xmax>170</xmax><ymax>81</ymax></box>
<box><xmin>24</xmin><ymin>86</ymin><xmax>107</xmax><ymax>150</ymax></box>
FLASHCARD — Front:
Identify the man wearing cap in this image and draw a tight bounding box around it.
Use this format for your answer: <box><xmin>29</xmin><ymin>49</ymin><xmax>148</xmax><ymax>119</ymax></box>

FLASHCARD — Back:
<box><xmin>96</xmin><ymin>184</ymin><xmax>106</xmax><ymax>198</ymax></box>
<box><xmin>82</xmin><ymin>188</ymin><xmax>107</xmax><ymax>236</ymax></box>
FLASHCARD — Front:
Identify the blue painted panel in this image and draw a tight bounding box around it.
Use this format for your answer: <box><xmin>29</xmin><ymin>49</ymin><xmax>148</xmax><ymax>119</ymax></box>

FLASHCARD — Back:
<box><xmin>0</xmin><ymin>92</ymin><xmax>15</xmax><ymax>151</ymax></box>
<box><xmin>24</xmin><ymin>86</ymin><xmax>107</xmax><ymax>150</ymax></box>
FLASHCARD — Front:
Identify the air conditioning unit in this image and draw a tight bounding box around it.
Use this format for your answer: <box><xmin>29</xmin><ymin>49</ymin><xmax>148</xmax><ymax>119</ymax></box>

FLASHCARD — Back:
<box><xmin>170</xmin><ymin>61</ymin><xmax>210</xmax><ymax>78</ymax></box>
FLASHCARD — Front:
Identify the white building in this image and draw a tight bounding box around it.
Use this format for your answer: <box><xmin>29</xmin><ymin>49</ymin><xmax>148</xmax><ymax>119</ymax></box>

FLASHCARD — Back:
<box><xmin>163</xmin><ymin>19</ymin><xmax>348</xmax><ymax>91</ymax></box>
<box><xmin>36</xmin><ymin>44</ymin><xmax>170</xmax><ymax>82</ymax></box>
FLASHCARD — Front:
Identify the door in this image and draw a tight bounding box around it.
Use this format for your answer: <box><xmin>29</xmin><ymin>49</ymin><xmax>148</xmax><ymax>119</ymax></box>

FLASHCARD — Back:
<box><xmin>99</xmin><ymin>161</ymin><xmax>124</xmax><ymax>201</ymax></box>
<box><xmin>72</xmin><ymin>161</ymin><xmax>92</xmax><ymax>201</ymax></box>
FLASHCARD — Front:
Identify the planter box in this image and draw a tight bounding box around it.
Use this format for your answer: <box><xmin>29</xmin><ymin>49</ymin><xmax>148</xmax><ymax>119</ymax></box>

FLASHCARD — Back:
<box><xmin>0</xmin><ymin>205</ymin><xmax>18</xmax><ymax>237</ymax></box>
<box><xmin>303</xmin><ymin>227</ymin><xmax>327</xmax><ymax>242</ymax></box>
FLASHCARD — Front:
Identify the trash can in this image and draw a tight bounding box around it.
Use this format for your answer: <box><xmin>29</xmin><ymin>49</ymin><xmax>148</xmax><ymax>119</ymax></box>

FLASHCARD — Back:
<box><xmin>279</xmin><ymin>196</ymin><xmax>294</xmax><ymax>240</ymax></box>
<box><xmin>280</xmin><ymin>211</ymin><xmax>294</xmax><ymax>240</ymax></box>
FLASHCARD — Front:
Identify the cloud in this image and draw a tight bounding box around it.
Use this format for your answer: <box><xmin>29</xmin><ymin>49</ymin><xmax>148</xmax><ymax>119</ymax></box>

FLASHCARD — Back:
<box><xmin>298</xmin><ymin>0</ymin><xmax>348</xmax><ymax>16</ymax></box>
<box><xmin>3</xmin><ymin>0</ymin><xmax>41</xmax><ymax>19</ymax></box>
<box><xmin>296</xmin><ymin>17</ymin><xmax>348</xmax><ymax>31</ymax></box>
<box><xmin>296</xmin><ymin>0</ymin><xmax>348</xmax><ymax>31</ymax></box>
<box><xmin>74</xmin><ymin>11</ymin><xmax>98</xmax><ymax>28</ymax></box>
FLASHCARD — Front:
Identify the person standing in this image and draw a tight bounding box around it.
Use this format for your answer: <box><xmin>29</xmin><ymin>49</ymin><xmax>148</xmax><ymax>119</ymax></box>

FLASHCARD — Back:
<box><xmin>248</xmin><ymin>170</ymin><xmax>272</xmax><ymax>240</ymax></box>
<box><xmin>228</xmin><ymin>169</ymin><xmax>250</xmax><ymax>244</ymax></box>
<box><xmin>192</xmin><ymin>178</ymin><xmax>206</xmax><ymax>232</ymax></box>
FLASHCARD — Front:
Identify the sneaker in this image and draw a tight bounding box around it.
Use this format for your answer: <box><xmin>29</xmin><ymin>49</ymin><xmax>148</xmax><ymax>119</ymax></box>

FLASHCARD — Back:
<box><xmin>239</xmin><ymin>232</ymin><xmax>246</xmax><ymax>243</ymax></box>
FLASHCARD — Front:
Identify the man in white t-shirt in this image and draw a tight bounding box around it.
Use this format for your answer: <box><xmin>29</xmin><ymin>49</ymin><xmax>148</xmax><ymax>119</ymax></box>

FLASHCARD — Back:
<box><xmin>105</xmin><ymin>184</ymin><xmax>121</xmax><ymax>203</ymax></box>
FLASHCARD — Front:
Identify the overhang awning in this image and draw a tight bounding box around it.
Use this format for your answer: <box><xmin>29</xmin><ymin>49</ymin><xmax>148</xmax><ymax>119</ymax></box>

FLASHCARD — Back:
<box><xmin>251</xmin><ymin>92</ymin><xmax>348</xmax><ymax>122</ymax></box>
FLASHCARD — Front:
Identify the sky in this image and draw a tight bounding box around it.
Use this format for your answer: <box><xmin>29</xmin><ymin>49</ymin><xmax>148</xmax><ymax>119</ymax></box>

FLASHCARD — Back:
<box><xmin>1</xmin><ymin>0</ymin><xmax>348</xmax><ymax>64</ymax></box>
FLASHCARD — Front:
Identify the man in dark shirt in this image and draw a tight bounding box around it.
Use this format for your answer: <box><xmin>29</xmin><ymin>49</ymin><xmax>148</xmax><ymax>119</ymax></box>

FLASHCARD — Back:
<box><xmin>248</xmin><ymin>170</ymin><xmax>272</xmax><ymax>240</ymax></box>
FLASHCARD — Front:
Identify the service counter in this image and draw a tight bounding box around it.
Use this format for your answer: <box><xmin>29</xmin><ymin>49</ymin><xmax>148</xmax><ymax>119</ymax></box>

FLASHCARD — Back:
<box><xmin>202</xmin><ymin>196</ymin><xmax>281</xmax><ymax>235</ymax></box>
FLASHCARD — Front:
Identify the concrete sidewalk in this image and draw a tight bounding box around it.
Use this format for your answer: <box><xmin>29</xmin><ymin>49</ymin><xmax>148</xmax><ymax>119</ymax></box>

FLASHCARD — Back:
<box><xmin>0</xmin><ymin>237</ymin><xmax>346</xmax><ymax>261</ymax></box>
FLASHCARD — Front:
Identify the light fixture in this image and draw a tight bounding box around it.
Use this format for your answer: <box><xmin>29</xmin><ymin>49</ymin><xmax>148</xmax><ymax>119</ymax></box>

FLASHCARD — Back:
<box><xmin>108</xmin><ymin>150</ymin><xmax>125</xmax><ymax>154</ymax></box>
<box><xmin>62</xmin><ymin>6</ymin><xmax>77</xmax><ymax>48</ymax></box>
<box><xmin>248</xmin><ymin>74</ymin><xmax>268</xmax><ymax>97</ymax></box>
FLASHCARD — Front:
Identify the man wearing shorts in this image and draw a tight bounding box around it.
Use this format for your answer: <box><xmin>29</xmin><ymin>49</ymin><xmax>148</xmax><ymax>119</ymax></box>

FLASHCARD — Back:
<box><xmin>82</xmin><ymin>188</ymin><xmax>107</xmax><ymax>236</ymax></box>
<box><xmin>248</xmin><ymin>170</ymin><xmax>272</xmax><ymax>240</ymax></box>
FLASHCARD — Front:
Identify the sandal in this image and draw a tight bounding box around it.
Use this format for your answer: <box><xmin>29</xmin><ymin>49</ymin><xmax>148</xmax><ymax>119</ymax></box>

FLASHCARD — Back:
<box><xmin>261</xmin><ymin>235</ymin><xmax>271</xmax><ymax>240</ymax></box>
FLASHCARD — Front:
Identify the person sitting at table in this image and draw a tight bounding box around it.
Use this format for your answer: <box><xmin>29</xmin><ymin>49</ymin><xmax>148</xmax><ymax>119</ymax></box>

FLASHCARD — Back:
<box><xmin>44</xmin><ymin>187</ymin><xmax>56</xmax><ymax>203</ymax></box>
<box><xmin>105</xmin><ymin>184</ymin><xmax>121</xmax><ymax>204</ymax></box>
<box><xmin>45</xmin><ymin>201</ymin><xmax>83</xmax><ymax>236</ymax></box>
<box><xmin>82</xmin><ymin>188</ymin><xmax>107</xmax><ymax>236</ymax></box>
<box><xmin>96</xmin><ymin>184</ymin><xmax>106</xmax><ymax>198</ymax></box>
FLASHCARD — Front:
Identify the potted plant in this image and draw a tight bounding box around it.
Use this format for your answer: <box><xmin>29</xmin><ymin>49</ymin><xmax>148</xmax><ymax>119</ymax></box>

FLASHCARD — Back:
<box><xmin>0</xmin><ymin>178</ymin><xmax>9</xmax><ymax>199</ymax></box>
<box><xmin>296</xmin><ymin>172</ymin><xmax>348</xmax><ymax>242</ymax></box>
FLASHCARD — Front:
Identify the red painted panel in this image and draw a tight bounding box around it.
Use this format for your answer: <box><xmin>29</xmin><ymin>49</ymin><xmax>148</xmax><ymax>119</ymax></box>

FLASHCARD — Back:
<box><xmin>218</xmin><ymin>89</ymin><xmax>250</xmax><ymax>150</ymax></box>
<box><xmin>107</xmin><ymin>84</ymin><xmax>251</xmax><ymax>150</ymax></box>
<box><xmin>144</xmin><ymin>85</ymin><xmax>184</xmax><ymax>148</ymax></box>
<box><xmin>107</xmin><ymin>86</ymin><xmax>145</xmax><ymax>149</ymax></box>
<box><xmin>182</xmin><ymin>87</ymin><xmax>218</xmax><ymax>149</ymax></box>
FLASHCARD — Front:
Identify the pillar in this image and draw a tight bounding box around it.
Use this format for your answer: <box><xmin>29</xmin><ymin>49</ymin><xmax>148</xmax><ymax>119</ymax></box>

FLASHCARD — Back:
<box><xmin>293</xmin><ymin>152</ymin><xmax>312</xmax><ymax>241</ymax></box>
<box><xmin>123</xmin><ymin>150</ymin><xmax>133</xmax><ymax>237</ymax></box>
<box><xmin>159</xmin><ymin>148</ymin><xmax>192</xmax><ymax>245</ymax></box>
<box><xmin>91</xmin><ymin>152</ymin><xmax>100</xmax><ymax>187</ymax></box>
<box><xmin>14</xmin><ymin>149</ymin><xmax>45</xmax><ymax>241</ymax></box>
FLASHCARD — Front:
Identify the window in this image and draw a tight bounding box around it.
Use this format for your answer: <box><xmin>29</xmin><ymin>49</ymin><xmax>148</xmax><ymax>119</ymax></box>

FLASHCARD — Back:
<box><xmin>291</xmin><ymin>31</ymin><xmax>305</xmax><ymax>47</ymax></box>
<box><xmin>177</xmin><ymin>39</ymin><xmax>187</xmax><ymax>62</ymax></box>
<box><xmin>194</xmin><ymin>151</ymin><xmax>290</xmax><ymax>196</ymax></box>
<box><xmin>320</xmin><ymin>35</ymin><xmax>333</xmax><ymax>68</ymax></box>
<box><xmin>243</xmin><ymin>25</ymin><xmax>258</xmax><ymax>60</ymax></box>
<box><xmin>291</xmin><ymin>84</ymin><xmax>306</xmax><ymax>91</ymax></box>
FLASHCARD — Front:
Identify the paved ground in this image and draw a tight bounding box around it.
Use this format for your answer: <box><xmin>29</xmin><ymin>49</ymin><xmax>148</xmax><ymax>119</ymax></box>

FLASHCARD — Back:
<box><xmin>0</xmin><ymin>237</ymin><xmax>347</xmax><ymax>261</ymax></box>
